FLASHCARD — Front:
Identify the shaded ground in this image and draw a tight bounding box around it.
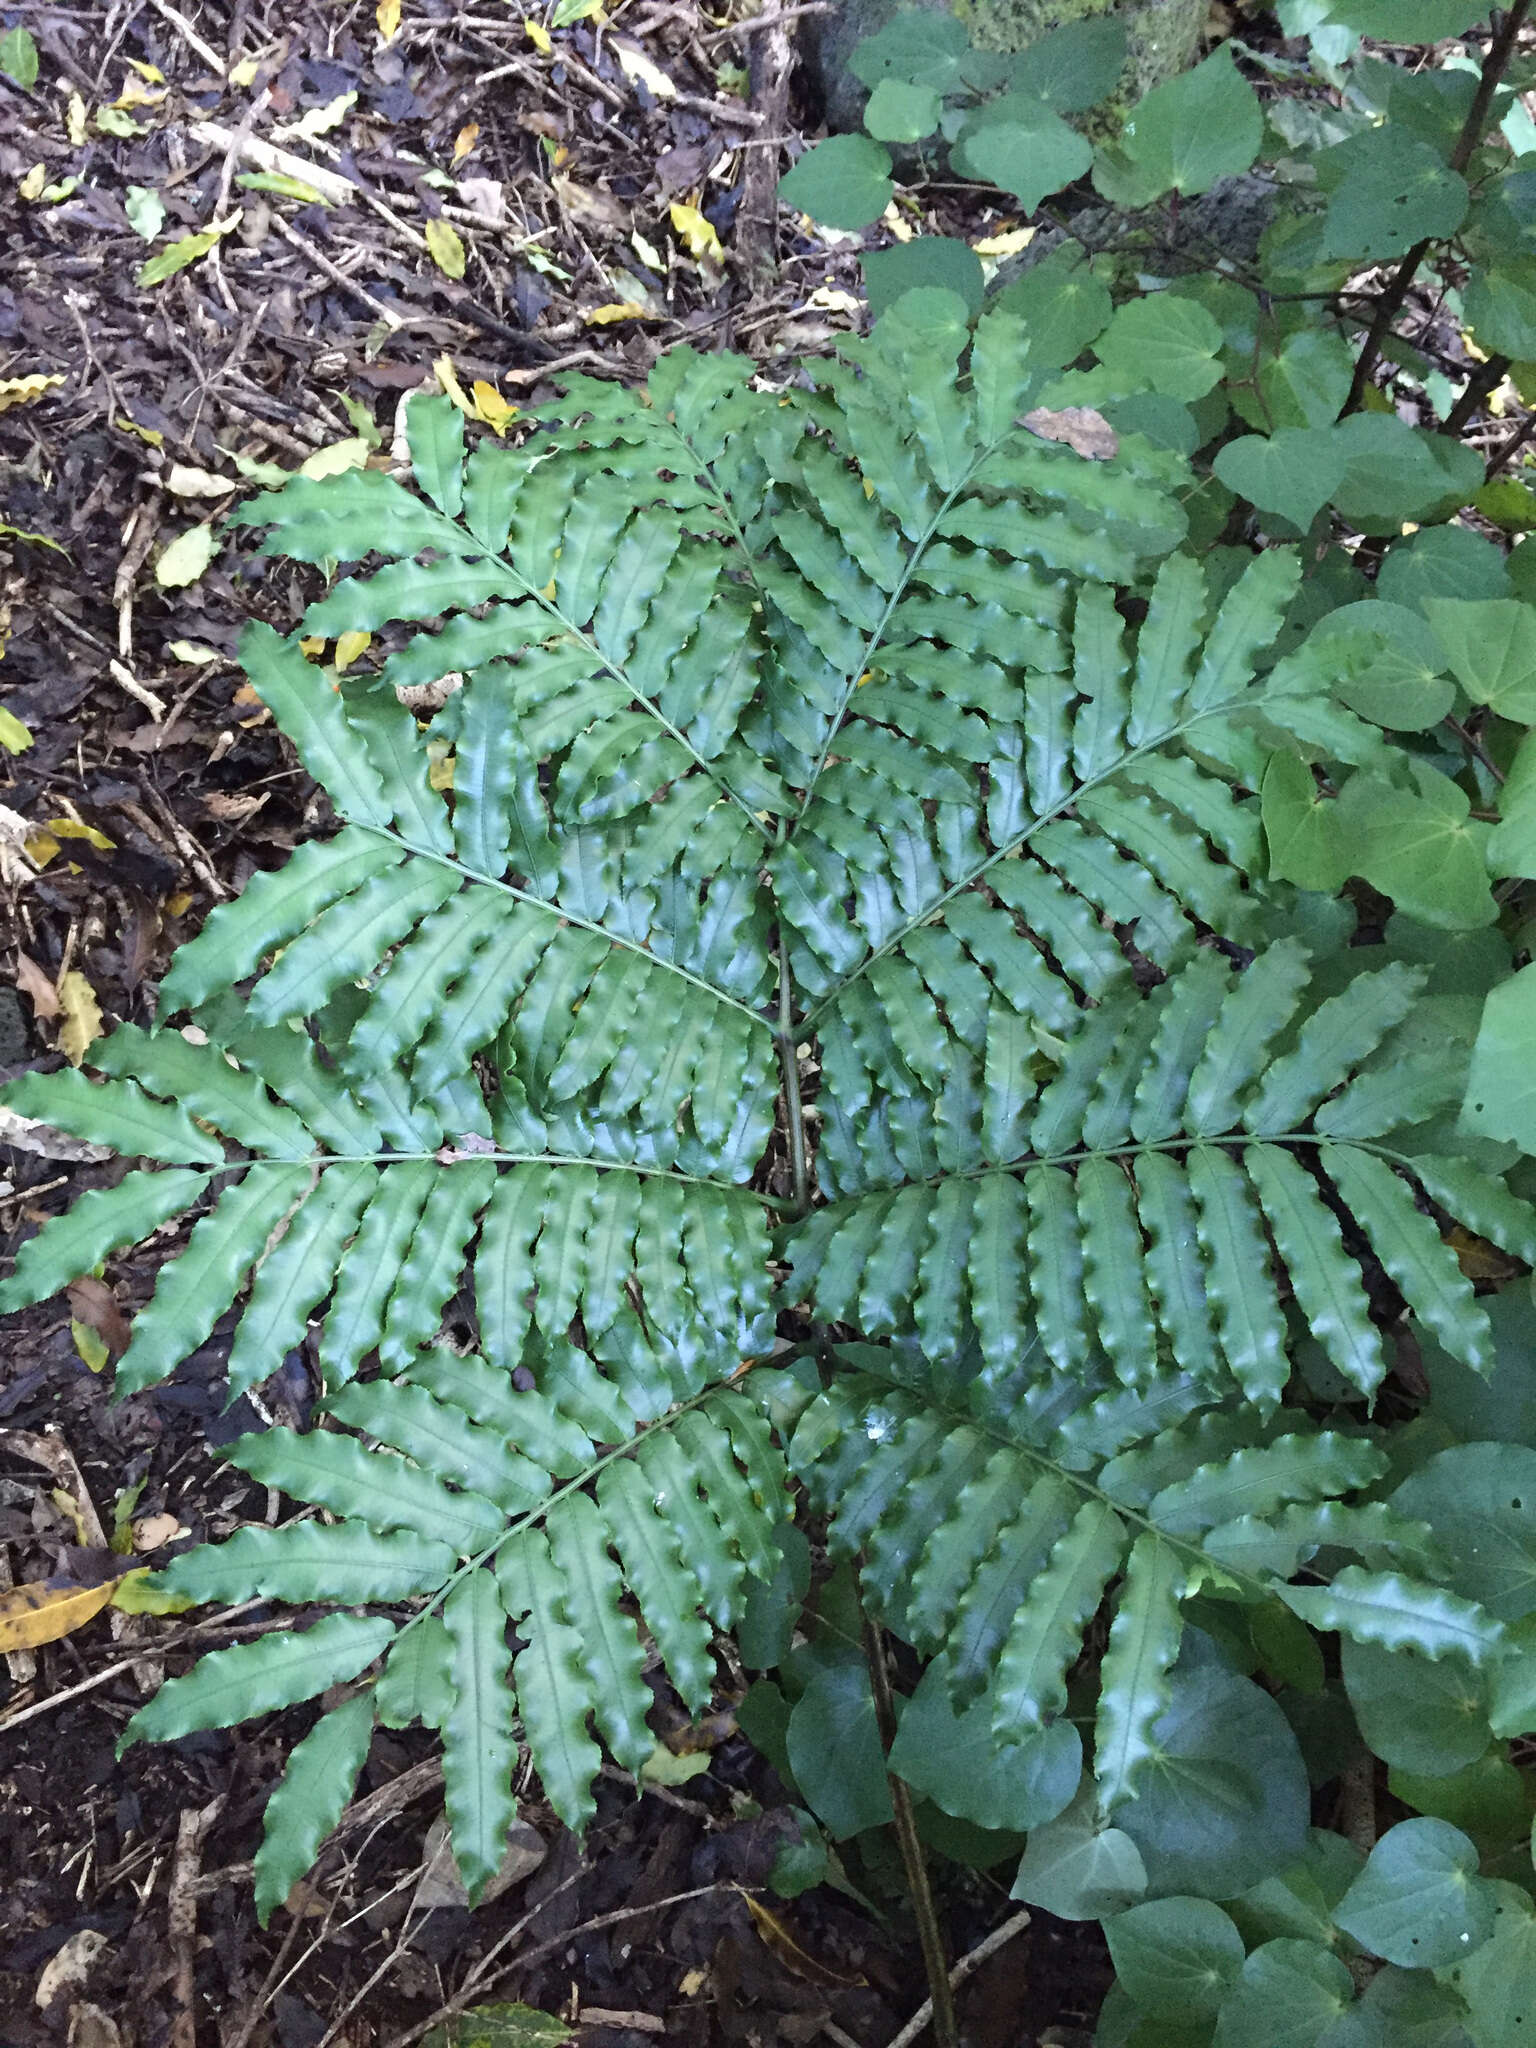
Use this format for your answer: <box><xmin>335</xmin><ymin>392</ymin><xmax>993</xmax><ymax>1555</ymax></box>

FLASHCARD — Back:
<box><xmin>0</xmin><ymin>0</ymin><xmax>1109</xmax><ymax>2041</ymax></box>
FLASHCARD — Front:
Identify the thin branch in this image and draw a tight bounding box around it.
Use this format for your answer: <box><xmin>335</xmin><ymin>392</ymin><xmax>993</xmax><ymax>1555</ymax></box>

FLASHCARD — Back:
<box><xmin>862</xmin><ymin>1609</ymin><xmax>959</xmax><ymax>2048</ymax></box>
<box><xmin>886</xmin><ymin>1909</ymin><xmax>1033</xmax><ymax>2048</ymax></box>
<box><xmin>1342</xmin><ymin>0</ymin><xmax>1532</xmax><ymax>416</ymax></box>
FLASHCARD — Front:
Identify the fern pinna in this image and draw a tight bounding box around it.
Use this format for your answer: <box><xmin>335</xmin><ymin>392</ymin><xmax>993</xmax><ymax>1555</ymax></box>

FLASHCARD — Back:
<box><xmin>0</xmin><ymin>294</ymin><xmax>1524</xmax><ymax>1920</ymax></box>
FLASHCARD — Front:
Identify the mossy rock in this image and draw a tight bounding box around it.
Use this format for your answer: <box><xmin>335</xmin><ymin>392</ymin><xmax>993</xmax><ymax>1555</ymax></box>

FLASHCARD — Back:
<box><xmin>804</xmin><ymin>0</ymin><xmax>1207</xmax><ymax>136</ymax></box>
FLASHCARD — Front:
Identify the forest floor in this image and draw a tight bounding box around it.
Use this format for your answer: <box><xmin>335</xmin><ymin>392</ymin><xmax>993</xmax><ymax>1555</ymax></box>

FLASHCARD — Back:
<box><xmin>0</xmin><ymin>1</ymin><xmax>1113</xmax><ymax>2043</ymax></box>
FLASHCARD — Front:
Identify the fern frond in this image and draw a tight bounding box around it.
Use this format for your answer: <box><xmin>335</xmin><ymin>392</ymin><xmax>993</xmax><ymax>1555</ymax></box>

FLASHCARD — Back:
<box><xmin>787</xmin><ymin>1350</ymin><xmax>1504</xmax><ymax>1812</ymax></box>
<box><xmin>130</xmin><ymin>1360</ymin><xmax>788</xmax><ymax>1898</ymax></box>
<box><xmin>788</xmin><ymin>943</ymin><xmax>1519</xmax><ymax>1400</ymax></box>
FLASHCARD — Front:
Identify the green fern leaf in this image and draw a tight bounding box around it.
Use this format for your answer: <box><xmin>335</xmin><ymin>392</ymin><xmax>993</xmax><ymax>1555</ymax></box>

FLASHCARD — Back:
<box><xmin>375</xmin><ymin>1614</ymin><xmax>455</xmax><ymax>1730</ymax></box>
<box><xmin>994</xmin><ymin>1499</ymin><xmax>1126</xmax><ymax>1734</ymax></box>
<box><xmin>88</xmin><ymin>1026</ymin><xmax>315</xmax><ymax>1159</ymax></box>
<box><xmin>1281</xmin><ymin>1568</ymin><xmax>1505</xmax><ymax>1664</ymax></box>
<box><xmin>498</xmin><ymin>1532</ymin><xmax>605</xmax><ymax>1834</ymax></box>
<box><xmin>253</xmin><ymin>1691</ymin><xmax>375</xmax><ymax>1926</ymax></box>
<box><xmin>543</xmin><ymin>1491</ymin><xmax>652</xmax><ymax>1772</ymax></box>
<box><xmin>116</xmin><ymin>1167</ymin><xmax>313</xmax><ymax>1396</ymax></box>
<box><xmin>1093</xmin><ymin>1532</ymin><xmax>1188</xmax><ymax>1811</ymax></box>
<box><xmin>0</xmin><ymin>1167</ymin><xmax>209</xmax><ymax>1314</ymax></box>
<box><xmin>119</xmin><ymin>1612</ymin><xmax>394</xmax><ymax>1750</ymax></box>
<box><xmin>247</xmin><ymin>864</ymin><xmax>462</xmax><ymax>1025</ymax></box>
<box><xmin>327</xmin><ymin>1377</ymin><xmax>550</xmax><ymax>1513</ymax></box>
<box><xmin>442</xmin><ymin>1569</ymin><xmax>520</xmax><ymax>1900</ymax></box>
<box><xmin>1244</xmin><ymin>1145</ymin><xmax>1384</xmax><ymax>1397</ymax></box>
<box><xmin>2</xmin><ymin>1067</ymin><xmax>224</xmax><ymax>1166</ymax></box>
<box><xmin>228</xmin><ymin>1426</ymin><xmax>506</xmax><ymax>1554</ymax></box>
<box><xmin>227</xmin><ymin>1163</ymin><xmax>378</xmax><ymax>1399</ymax></box>
<box><xmin>240</xmin><ymin>622</ymin><xmax>394</xmax><ymax>828</ymax></box>
<box><xmin>155</xmin><ymin>1520</ymin><xmax>457</xmax><ymax>1605</ymax></box>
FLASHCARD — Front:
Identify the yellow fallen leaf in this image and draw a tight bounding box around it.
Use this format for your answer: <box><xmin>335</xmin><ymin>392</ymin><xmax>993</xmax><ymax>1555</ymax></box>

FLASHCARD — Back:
<box><xmin>334</xmin><ymin>629</ymin><xmax>372</xmax><ymax>670</ymax></box>
<box><xmin>66</xmin><ymin>92</ymin><xmax>88</xmax><ymax>145</ymax></box>
<box><xmin>471</xmin><ymin>380</ymin><xmax>518</xmax><ymax>433</ymax></box>
<box><xmin>972</xmin><ymin>225</ymin><xmax>1036</xmax><ymax>257</ymax></box>
<box><xmin>298</xmin><ymin>436</ymin><xmax>370</xmax><ymax>480</ymax></box>
<box><xmin>0</xmin><ymin>1576</ymin><xmax>118</xmax><ymax>1653</ymax></box>
<box><xmin>274</xmin><ymin>92</ymin><xmax>356</xmax><ymax>143</ymax></box>
<box><xmin>669</xmin><ymin>201</ymin><xmax>723</xmax><ymax>264</ymax></box>
<box><xmin>524</xmin><ymin>17</ymin><xmax>553</xmax><ymax>52</ymax></box>
<box><xmin>298</xmin><ymin>637</ymin><xmax>326</xmax><ymax>658</ymax></box>
<box><xmin>0</xmin><ymin>374</ymin><xmax>64</xmax><ymax>414</ymax></box>
<box><xmin>428</xmin><ymin>741</ymin><xmax>455</xmax><ymax>790</ymax></box>
<box><xmin>453</xmin><ymin>120</ymin><xmax>480</xmax><ymax>163</ymax></box>
<box><xmin>154</xmin><ymin>521</ymin><xmax>216</xmax><ymax>587</ymax></box>
<box><xmin>229</xmin><ymin>55</ymin><xmax>260</xmax><ymax>87</ymax></box>
<box><xmin>47</xmin><ymin>818</ymin><xmax>116</xmax><ymax>850</ymax></box>
<box><xmin>805</xmin><ymin>285</ymin><xmax>861</xmax><ymax>315</ymax></box>
<box><xmin>126</xmin><ymin>57</ymin><xmax>165</xmax><ymax>83</ymax></box>
<box><xmin>165</xmin><ymin>889</ymin><xmax>196</xmax><ymax>917</ymax></box>
<box><xmin>425</xmin><ymin>216</ymin><xmax>466</xmax><ymax>279</ymax></box>
<box><xmin>57</xmin><ymin>969</ymin><xmax>102</xmax><ymax>1067</ymax></box>
<box><xmin>71</xmin><ymin>1318</ymin><xmax>109</xmax><ymax>1373</ymax></box>
<box><xmin>583</xmin><ymin>302</ymin><xmax>655</xmax><ymax>325</ymax></box>
<box><xmin>19</xmin><ymin>163</ymin><xmax>46</xmax><ymax>201</ymax></box>
<box><xmin>116</xmin><ymin>414</ymin><xmax>164</xmax><ymax>448</ymax></box>
<box><xmin>166</xmin><ymin>640</ymin><xmax>220</xmax><ymax>664</ymax></box>
<box><xmin>615</xmin><ymin>39</ymin><xmax>676</xmax><ymax>98</ymax></box>
<box><xmin>377</xmin><ymin>0</ymin><xmax>402</xmax><ymax>38</ymax></box>
<box><xmin>0</xmin><ymin>707</ymin><xmax>32</xmax><ymax>753</ymax></box>
<box><xmin>433</xmin><ymin>354</ymin><xmax>477</xmax><ymax>419</ymax></box>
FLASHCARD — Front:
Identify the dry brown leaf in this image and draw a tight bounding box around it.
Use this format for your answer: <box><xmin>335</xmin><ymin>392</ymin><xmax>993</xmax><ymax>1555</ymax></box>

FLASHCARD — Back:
<box><xmin>741</xmin><ymin>1892</ymin><xmax>864</xmax><ymax>1990</ymax></box>
<box><xmin>14</xmin><ymin>952</ymin><xmax>60</xmax><ymax>1019</ymax></box>
<box><xmin>1020</xmin><ymin>405</ymin><xmax>1119</xmax><ymax>461</ymax></box>
<box><xmin>67</xmin><ymin>1273</ymin><xmax>132</xmax><ymax>1355</ymax></box>
<box><xmin>0</xmin><ymin>1576</ymin><xmax>118</xmax><ymax>1654</ymax></box>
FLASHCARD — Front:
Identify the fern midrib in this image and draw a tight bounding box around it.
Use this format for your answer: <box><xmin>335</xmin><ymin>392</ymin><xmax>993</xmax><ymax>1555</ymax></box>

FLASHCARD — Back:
<box><xmin>495</xmin><ymin>545</ymin><xmax>774</xmax><ymax>843</ymax></box>
<box><xmin>361</xmin><ymin>824</ymin><xmax>774</xmax><ymax>1032</ymax></box>
<box><xmin>787</xmin><ymin>431</ymin><xmax>1014</xmax><ymax>828</ymax></box>
<box><xmin>799</xmin><ymin>690</ymin><xmax>1280</xmax><ymax>1030</ymax></box>
<box><xmin>831</xmin><ymin>1135</ymin><xmax>1434</xmax><ymax>1198</ymax></box>
<box><xmin>876</xmin><ymin>1384</ymin><xmax>1280</xmax><ymax>1610</ymax></box>
<box><xmin>370</xmin><ymin>1376</ymin><xmax>735</xmax><ymax>1661</ymax></box>
<box><xmin>169</xmin><ymin>1151</ymin><xmax>794</xmax><ymax>1209</ymax></box>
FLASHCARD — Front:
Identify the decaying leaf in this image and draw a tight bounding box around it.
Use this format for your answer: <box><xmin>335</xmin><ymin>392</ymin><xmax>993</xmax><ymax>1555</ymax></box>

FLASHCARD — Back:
<box><xmin>454</xmin><ymin>121</ymin><xmax>480</xmax><ymax>162</ymax></box>
<box><xmin>56</xmin><ymin>969</ymin><xmax>102</xmax><ymax>1065</ymax></box>
<box><xmin>377</xmin><ymin>0</ymin><xmax>402</xmax><ymax>39</ymax></box>
<box><xmin>523</xmin><ymin>17</ymin><xmax>553</xmax><ymax>54</ymax></box>
<box><xmin>1021</xmin><ymin>405</ymin><xmax>1120</xmax><ymax>461</ymax></box>
<box><xmin>155</xmin><ymin>522</ymin><xmax>217</xmax><ymax>588</ymax></box>
<box><xmin>14</xmin><ymin>953</ymin><xmax>59</xmax><ymax>1018</ymax></box>
<box><xmin>163</xmin><ymin>463</ymin><xmax>235</xmax><ymax>497</ymax></box>
<box><xmin>614</xmin><ymin>39</ymin><xmax>676</xmax><ymax>99</ymax></box>
<box><xmin>0</xmin><ymin>1576</ymin><xmax>119</xmax><ymax>1654</ymax></box>
<box><xmin>742</xmin><ymin>1893</ymin><xmax>864</xmax><ymax>1990</ymax></box>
